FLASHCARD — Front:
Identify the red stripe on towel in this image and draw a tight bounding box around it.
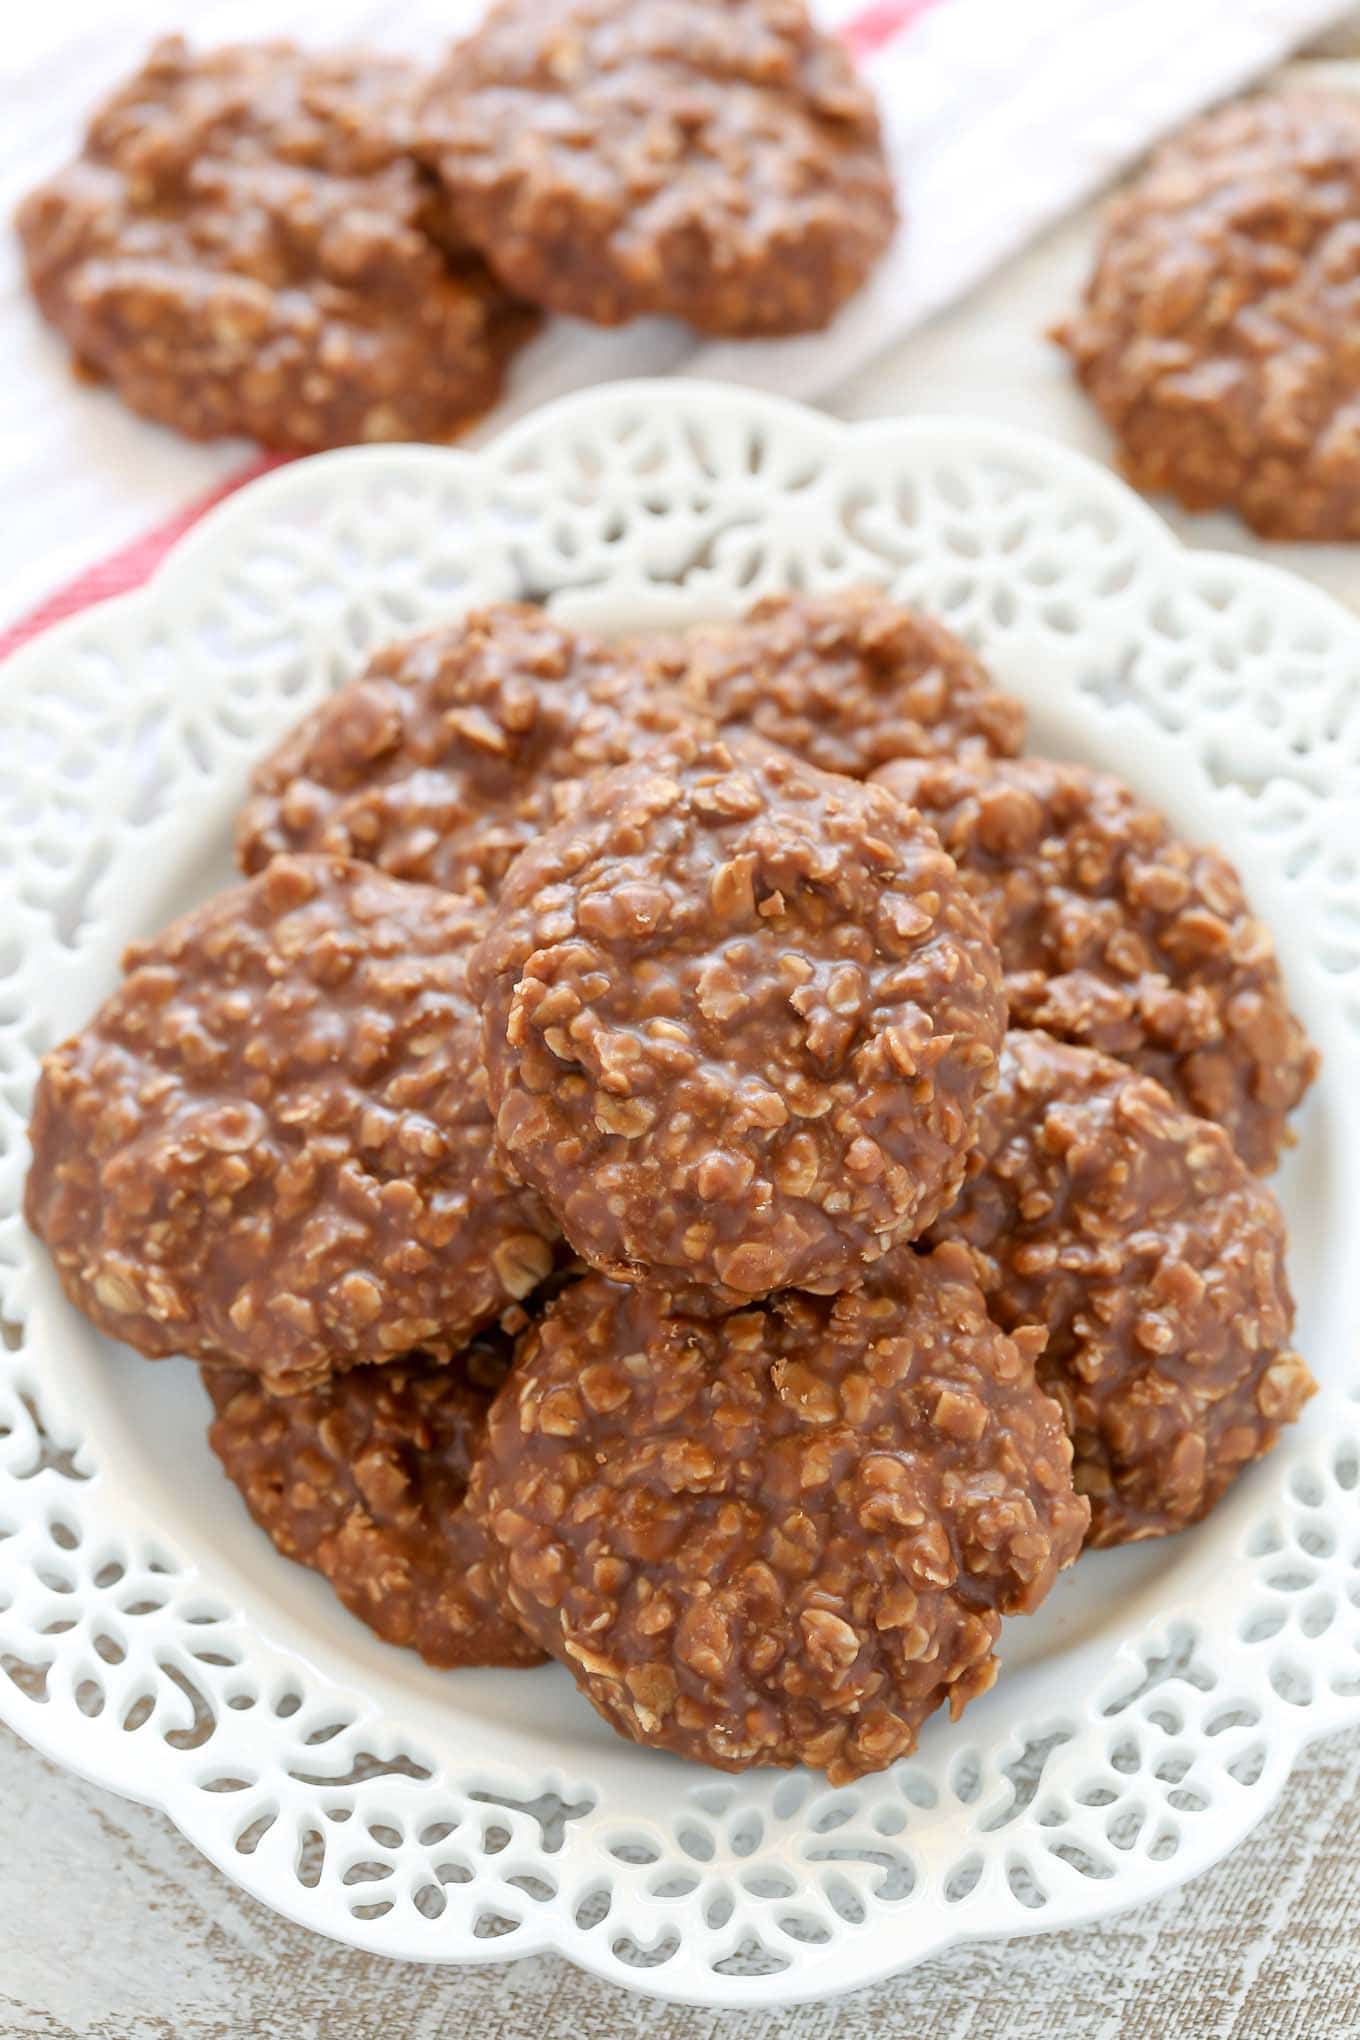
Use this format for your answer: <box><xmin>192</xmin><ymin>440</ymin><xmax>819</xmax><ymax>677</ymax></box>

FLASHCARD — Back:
<box><xmin>0</xmin><ymin>453</ymin><xmax>286</xmax><ymax>662</ymax></box>
<box><xmin>843</xmin><ymin>0</ymin><xmax>948</xmax><ymax>59</ymax></box>
<box><xmin>0</xmin><ymin>0</ymin><xmax>945</xmax><ymax>660</ymax></box>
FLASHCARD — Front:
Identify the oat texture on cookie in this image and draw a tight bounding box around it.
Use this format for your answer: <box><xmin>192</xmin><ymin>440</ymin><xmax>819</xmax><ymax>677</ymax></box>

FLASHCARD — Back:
<box><xmin>205</xmin><ymin>1336</ymin><xmax>545</xmax><ymax>1668</ymax></box>
<box><xmin>1057</xmin><ymin>90</ymin><xmax>1360</xmax><ymax>538</ymax></box>
<box><xmin>238</xmin><ymin>605</ymin><xmax>704</xmax><ymax>900</ymax></box>
<box><xmin>875</xmin><ymin>753</ymin><xmax>1316</xmax><ymax>1172</ymax></box>
<box><xmin>25</xmin><ymin>855</ymin><xmax>558</xmax><ymax>1393</ymax></box>
<box><xmin>468</xmin><ymin>1247</ymin><xmax>1088</xmax><ymax>1781</ymax></box>
<box><xmin>418</xmin><ymin>0</ymin><xmax>896</xmax><ymax>334</ymax></box>
<box><xmin>927</xmin><ymin>1031</ymin><xmax>1314</xmax><ymax>1546</ymax></box>
<box><xmin>675</xmin><ymin>590</ymin><xmax>1026</xmax><ymax>778</ymax></box>
<box><xmin>470</xmin><ymin>732</ymin><xmax>1006</xmax><ymax>1304</ymax></box>
<box><xmin>16</xmin><ymin>36</ymin><xmax>536</xmax><ymax>451</ymax></box>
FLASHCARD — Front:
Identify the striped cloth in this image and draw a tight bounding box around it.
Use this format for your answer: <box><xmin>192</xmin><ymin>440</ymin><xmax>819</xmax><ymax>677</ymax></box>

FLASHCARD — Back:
<box><xmin>0</xmin><ymin>0</ymin><xmax>1351</xmax><ymax>656</ymax></box>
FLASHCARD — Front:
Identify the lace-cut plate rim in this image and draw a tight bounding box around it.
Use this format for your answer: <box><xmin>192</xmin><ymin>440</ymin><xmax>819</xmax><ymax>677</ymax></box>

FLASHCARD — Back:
<box><xmin>0</xmin><ymin>382</ymin><xmax>1358</xmax><ymax>2010</ymax></box>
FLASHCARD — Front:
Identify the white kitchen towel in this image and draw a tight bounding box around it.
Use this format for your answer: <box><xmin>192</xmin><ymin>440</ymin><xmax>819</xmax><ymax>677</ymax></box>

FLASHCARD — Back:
<box><xmin>0</xmin><ymin>0</ymin><xmax>1352</xmax><ymax>642</ymax></box>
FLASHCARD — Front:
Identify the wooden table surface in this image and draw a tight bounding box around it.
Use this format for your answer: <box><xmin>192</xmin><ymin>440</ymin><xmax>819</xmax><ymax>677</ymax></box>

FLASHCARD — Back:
<box><xmin>7</xmin><ymin>1721</ymin><xmax>1360</xmax><ymax>2037</ymax></box>
<box><xmin>10</xmin><ymin>19</ymin><xmax>1360</xmax><ymax>2038</ymax></box>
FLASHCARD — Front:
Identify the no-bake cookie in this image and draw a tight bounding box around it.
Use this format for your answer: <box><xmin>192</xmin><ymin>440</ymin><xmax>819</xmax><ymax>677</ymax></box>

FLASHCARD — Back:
<box><xmin>1056</xmin><ymin>91</ymin><xmax>1360</xmax><ymax>538</ymax></box>
<box><xmin>470</xmin><ymin>733</ymin><xmax>1006</xmax><ymax>1303</ymax></box>
<box><xmin>927</xmin><ymin>1030</ymin><xmax>1314</xmax><ymax>1546</ymax></box>
<box><xmin>25</xmin><ymin>855</ymin><xmax>558</xmax><ymax>1393</ymax></box>
<box><xmin>874</xmin><ymin>753</ymin><xmax>1316</xmax><ymax>1171</ymax></box>
<box><xmin>469</xmin><ymin>1247</ymin><xmax>1087</xmax><ymax>1781</ymax></box>
<box><xmin>418</xmin><ymin>0</ymin><xmax>896</xmax><ymax>334</ymax></box>
<box><xmin>674</xmin><ymin>590</ymin><xmax>1025</xmax><ymax>778</ymax></box>
<box><xmin>16</xmin><ymin>36</ymin><xmax>535</xmax><ymax>451</ymax></box>
<box><xmin>237</xmin><ymin>605</ymin><xmax>703</xmax><ymax>900</ymax></box>
<box><xmin>205</xmin><ymin>1337</ymin><xmax>543</xmax><ymax>1668</ymax></box>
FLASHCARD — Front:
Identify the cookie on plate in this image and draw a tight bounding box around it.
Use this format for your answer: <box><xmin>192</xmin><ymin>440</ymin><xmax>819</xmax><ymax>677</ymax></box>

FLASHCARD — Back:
<box><xmin>205</xmin><ymin>1335</ymin><xmax>543</xmax><ymax>1669</ymax></box>
<box><xmin>25</xmin><ymin>856</ymin><xmax>558</xmax><ymax>1394</ymax></box>
<box><xmin>16</xmin><ymin>36</ymin><xmax>536</xmax><ymax>451</ymax></box>
<box><xmin>874</xmin><ymin>753</ymin><xmax>1317</xmax><ymax>1172</ymax></box>
<box><xmin>418</xmin><ymin>0</ymin><xmax>896</xmax><ymax>335</ymax></box>
<box><xmin>1056</xmin><ymin>91</ymin><xmax>1360</xmax><ymax>538</ymax></box>
<box><xmin>927</xmin><ymin>1030</ymin><xmax>1315</xmax><ymax>1546</ymax></box>
<box><xmin>671</xmin><ymin>590</ymin><xmax>1026</xmax><ymax>778</ymax></box>
<box><xmin>237</xmin><ymin>605</ymin><xmax>704</xmax><ymax>901</ymax></box>
<box><xmin>469</xmin><ymin>1247</ymin><xmax>1087</xmax><ymax>1780</ymax></box>
<box><xmin>470</xmin><ymin>732</ymin><xmax>1006</xmax><ymax>1304</ymax></box>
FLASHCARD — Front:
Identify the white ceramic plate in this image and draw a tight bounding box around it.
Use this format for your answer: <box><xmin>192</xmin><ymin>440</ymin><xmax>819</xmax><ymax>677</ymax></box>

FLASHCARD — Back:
<box><xmin>1</xmin><ymin>383</ymin><xmax>1357</xmax><ymax>2011</ymax></box>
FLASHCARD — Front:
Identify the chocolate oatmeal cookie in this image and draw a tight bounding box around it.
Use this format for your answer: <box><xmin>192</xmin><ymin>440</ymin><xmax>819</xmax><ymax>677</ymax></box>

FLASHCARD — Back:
<box><xmin>470</xmin><ymin>733</ymin><xmax>1006</xmax><ymax>1304</ymax></box>
<box><xmin>928</xmin><ymin>1031</ymin><xmax>1314</xmax><ymax>1547</ymax></box>
<box><xmin>418</xmin><ymin>0</ymin><xmax>896</xmax><ymax>335</ymax></box>
<box><xmin>673</xmin><ymin>590</ymin><xmax>1026</xmax><ymax>778</ymax></box>
<box><xmin>237</xmin><ymin>605</ymin><xmax>703</xmax><ymax>901</ymax></box>
<box><xmin>25</xmin><ymin>856</ymin><xmax>558</xmax><ymax>1393</ymax></box>
<box><xmin>469</xmin><ymin>1247</ymin><xmax>1086</xmax><ymax>1780</ymax></box>
<box><xmin>1056</xmin><ymin>91</ymin><xmax>1360</xmax><ymax>538</ymax></box>
<box><xmin>16</xmin><ymin>36</ymin><xmax>535</xmax><ymax>452</ymax></box>
<box><xmin>205</xmin><ymin>1338</ymin><xmax>542</xmax><ymax>1668</ymax></box>
<box><xmin>874</xmin><ymin>754</ymin><xmax>1316</xmax><ymax>1172</ymax></box>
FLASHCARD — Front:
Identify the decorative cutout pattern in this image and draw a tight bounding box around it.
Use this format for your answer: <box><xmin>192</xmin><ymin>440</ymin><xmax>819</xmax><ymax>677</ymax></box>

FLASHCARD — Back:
<box><xmin>0</xmin><ymin>386</ymin><xmax>1356</xmax><ymax>2009</ymax></box>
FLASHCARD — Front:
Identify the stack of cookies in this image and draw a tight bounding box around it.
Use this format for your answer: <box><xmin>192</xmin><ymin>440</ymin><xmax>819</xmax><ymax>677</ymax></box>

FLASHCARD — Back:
<box><xmin>25</xmin><ymin>591</ymin><xmax>1318</xmax><ymax>1784</ymax></box>
<box><xmin>16</xmin><ymin>1</ymin><xmax>898</xmax><ymax>454</ymax></box>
